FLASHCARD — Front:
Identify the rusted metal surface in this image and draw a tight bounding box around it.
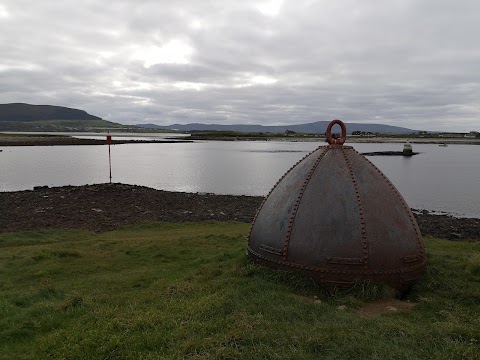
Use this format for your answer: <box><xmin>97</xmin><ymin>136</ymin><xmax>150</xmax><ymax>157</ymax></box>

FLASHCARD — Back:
<box><xmin>247</xmin><ymin>119</ymin><xmax>426</xmax><ymax>291</ymax></box>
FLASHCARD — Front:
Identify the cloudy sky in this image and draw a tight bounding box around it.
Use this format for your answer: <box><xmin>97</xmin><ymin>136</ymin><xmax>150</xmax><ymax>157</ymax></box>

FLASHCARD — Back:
<box><xmin>1</xmin><ymin>0</ymin><xmax>479</xmax><ymax>131</ymax></box>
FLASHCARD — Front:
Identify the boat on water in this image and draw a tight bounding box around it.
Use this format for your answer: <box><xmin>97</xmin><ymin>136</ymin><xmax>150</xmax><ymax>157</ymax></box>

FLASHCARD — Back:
<box><xmin>439</xmin><ymin>143</ymin><xmax>448</xmax><ymax>147</ymax></box>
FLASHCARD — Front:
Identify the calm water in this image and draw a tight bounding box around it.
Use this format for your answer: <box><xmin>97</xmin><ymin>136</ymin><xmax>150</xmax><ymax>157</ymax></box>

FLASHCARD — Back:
<box><xmin>1</xmin><ymin>140</ymin><xmax>479</xmax><ymax>217</ymax></box>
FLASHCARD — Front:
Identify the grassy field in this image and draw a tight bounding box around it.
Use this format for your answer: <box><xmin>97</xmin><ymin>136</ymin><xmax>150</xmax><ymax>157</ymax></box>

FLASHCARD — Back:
<box><xmin>1</xmin><ymin>222</ymin><xmax>479</xmax><ymax>359</ymax></box>
<box><xmin>0</xmin><ymin>119</ymin><xmax>127</xmax><ymax>132</ymax></box>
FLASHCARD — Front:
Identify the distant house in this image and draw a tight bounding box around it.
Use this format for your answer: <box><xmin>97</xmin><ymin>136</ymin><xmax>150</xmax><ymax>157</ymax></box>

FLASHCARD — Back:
<box><xmin>351</xmin><ymin>131</ymin><xmax>376</xmax><ymax>137</ymax></box>
<box><xmin>284</xmin><ymin>130</ymin><xmax>296</xmax><ymax>136</ymax></box>
<box><xmin>439</xmin><ymin>133</ymin><xmax>465</xmax><ymax>138</ymax></box>
<box><xmin>465</xmin><ymin>131</ymin><xmax>478</xmax><ymax>138</ymax></box>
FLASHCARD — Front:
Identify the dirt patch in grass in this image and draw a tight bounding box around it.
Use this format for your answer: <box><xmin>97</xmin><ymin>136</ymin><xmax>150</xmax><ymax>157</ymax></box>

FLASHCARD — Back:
<box><xmin>356</xmin><ymin>298</ymin><xmax>416</xmax><ymax>317</ymax></box>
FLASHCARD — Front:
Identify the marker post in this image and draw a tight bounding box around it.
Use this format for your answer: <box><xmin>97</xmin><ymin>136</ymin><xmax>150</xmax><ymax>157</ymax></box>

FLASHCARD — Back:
<box><xmin>107</xmin><ymin>134</ymin><xmax>112</xmax><ymax>183</ymax></box>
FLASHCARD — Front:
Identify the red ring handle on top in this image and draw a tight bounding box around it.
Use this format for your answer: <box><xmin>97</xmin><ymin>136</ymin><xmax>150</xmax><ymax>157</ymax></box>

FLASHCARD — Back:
<box><xmin>326</xmin><ymin>119</ymin><xmax>347</xmax><ymax>145</ymax></box>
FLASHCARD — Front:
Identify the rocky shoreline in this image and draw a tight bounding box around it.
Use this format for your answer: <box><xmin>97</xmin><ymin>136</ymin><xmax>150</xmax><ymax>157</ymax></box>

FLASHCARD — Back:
<box><xmin>0</xmin><ymin>183</ymin><xmax>478</xmax><ymax>240</ymax></box>
<box><xmin>0</xmin><ymin>136</ymin><xmax>191</xmax><ymax>146</ymax></box>
<box><xmin>361</xmin><ymin>151</ymin><xmax>419</xmax><ymax>156</ymax></box>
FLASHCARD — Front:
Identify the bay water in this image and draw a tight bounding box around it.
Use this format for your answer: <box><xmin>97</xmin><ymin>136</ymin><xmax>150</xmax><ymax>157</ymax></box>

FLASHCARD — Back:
<box><xmin>1</xmin><ymin>139</ymin><xmax>479</xmax><ymax>217</ymax></box>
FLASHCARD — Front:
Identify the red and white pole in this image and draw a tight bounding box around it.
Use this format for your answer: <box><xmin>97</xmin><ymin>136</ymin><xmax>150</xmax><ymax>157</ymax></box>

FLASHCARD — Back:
<box><xmin>106</xmin><ymin>134</ymin><xmax>112</xmax><ymax>183</ymax></box>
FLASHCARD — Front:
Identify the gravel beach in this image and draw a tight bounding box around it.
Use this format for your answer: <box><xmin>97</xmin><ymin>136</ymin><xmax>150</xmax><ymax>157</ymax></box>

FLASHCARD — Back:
<box><xmin>1</xmin><ymin>183</ymin><xmax>478</xmax><ymax>240</ymax></box>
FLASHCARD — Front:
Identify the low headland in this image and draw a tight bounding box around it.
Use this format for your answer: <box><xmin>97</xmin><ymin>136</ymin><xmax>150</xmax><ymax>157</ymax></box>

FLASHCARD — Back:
<box><xmin>0</xmin><ymin>134</ymin><xmax>192</xmax><ymax>146</ymax></box>
<box><xmin>188</xmin><ymin>131</ymin><xmax>480</xmax><ymax>144</ymax></box>
<box><xmin>1</xmin><ymin>132</ymin><xmax>479</xmax><ymax>146</ymax></box>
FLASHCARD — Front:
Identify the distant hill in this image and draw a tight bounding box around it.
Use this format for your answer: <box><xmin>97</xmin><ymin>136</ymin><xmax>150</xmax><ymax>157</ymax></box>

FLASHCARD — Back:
<box><xmin>0</xmin><ymin>103</ymin><xmax>102</xmax><ymax>122</ymax></box>
<box><xmin>0</xmin><ymin>103</ymin><xmax>125</xmax><ymax>131</ymax></box>
<box><xmin>135</xmin><ymin>121</ymin><xmax>417</xmax><ymax>134</ymax></box>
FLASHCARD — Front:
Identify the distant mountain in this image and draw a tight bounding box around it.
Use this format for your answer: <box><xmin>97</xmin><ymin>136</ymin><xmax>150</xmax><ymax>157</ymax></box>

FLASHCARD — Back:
<box><xmin>0</xmin><ymin>103</ymin><xmax>125</xmax><ymax>131</ymax></box>
<box><xmin>135</xmin><ymin>121</ymin><xmax>416</xmax><ymax>134</ymax></box>
<box><xmin>0</xmin><ymin>103</ymin><xmax>101</xmax><ymax>122</ymax></box>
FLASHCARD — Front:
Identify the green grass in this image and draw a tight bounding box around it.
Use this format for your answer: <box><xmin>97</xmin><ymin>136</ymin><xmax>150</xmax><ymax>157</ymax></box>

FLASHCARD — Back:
<box><xmin>0</xmin><ymin>223</ymin><xmax>479</xmax><ymax>359</ymax></box>
<box><xmin>0</xmin><ymin>119</ymin><xmax>128</xmax><ymax>132</ymax></box>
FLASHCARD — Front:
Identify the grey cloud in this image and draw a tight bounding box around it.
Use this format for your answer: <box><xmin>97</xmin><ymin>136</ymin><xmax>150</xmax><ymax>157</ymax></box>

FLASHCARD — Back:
<box><xmin>1</xmin><ymin>0</ymin><xmax>479</xmax><ymax>131</ymax></box>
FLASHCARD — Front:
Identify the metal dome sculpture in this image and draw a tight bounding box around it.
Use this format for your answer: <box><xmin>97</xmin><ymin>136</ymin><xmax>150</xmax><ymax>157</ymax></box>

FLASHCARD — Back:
<box><xmin>247</xmin><ymin>120</ymin><xmax>426</xmax><ymax>292</ymax></box>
